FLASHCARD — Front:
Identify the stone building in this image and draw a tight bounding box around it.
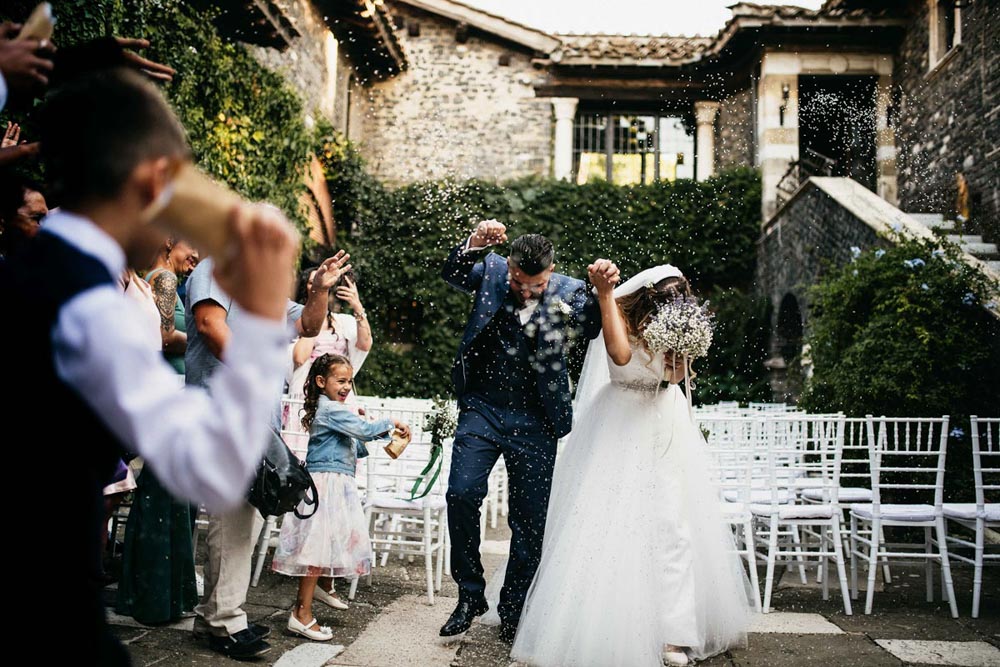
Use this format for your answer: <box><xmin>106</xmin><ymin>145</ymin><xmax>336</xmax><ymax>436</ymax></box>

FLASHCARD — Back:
<box><xmin>212</xmin><ymin>0</ymin><xmax>997</xmax><ymax>398</ymax></box>
<box><xmin>204</xmin><ymin>0</ymin><xmax>407</xmax><ymax>246</ymax></box>
<box><xmin>222</xmin><ymin>0</ymin><xmax>995</xmax><ymax>239</ymax></box>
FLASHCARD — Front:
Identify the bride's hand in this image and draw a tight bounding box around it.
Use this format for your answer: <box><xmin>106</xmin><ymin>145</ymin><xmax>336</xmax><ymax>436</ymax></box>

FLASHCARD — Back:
<box><xmin>587</xmin><ymin>259</ymin><xmax>620</xmax><ymax>296</ymax></box>
<box><xmin>664</xmin><ymin>351</ymin><xmax>686</xmax><ymax>384</ymax></box>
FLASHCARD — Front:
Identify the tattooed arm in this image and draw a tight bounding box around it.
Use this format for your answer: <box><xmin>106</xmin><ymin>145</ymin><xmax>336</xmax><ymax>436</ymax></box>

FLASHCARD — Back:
<box><xmin>150</xmin><ymin>270</ymin><xmax>187</xmax><ymax>355</ymax></box>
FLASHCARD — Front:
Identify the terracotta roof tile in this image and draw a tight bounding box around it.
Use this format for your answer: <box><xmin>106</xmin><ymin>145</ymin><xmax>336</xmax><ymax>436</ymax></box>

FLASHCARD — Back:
<box><xmin>555</xmin><ymin>34</ymin><xmax>714</xmax><ymax>65</ymax></box>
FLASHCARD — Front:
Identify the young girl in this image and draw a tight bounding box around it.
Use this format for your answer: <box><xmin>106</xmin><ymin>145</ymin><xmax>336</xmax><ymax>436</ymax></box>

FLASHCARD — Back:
<box><xmin>272</xmin><ymin>354</ymin><xmax>411</xmax><ymax>641</ymax></box>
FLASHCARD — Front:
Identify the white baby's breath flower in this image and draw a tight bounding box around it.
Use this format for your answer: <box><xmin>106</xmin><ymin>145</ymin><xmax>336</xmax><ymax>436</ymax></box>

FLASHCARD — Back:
<box><xmin>642</xmin><ymin>295</ymin><xmax>714</xmax><ymax>359</ymax></box>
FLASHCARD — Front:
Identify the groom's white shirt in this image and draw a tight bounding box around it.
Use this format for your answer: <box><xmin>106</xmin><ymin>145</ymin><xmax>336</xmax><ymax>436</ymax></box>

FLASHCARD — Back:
<box><xmin>464</xmin><ymin>236</ymin><xmax>540</xmax><ymax>325</ymax></box>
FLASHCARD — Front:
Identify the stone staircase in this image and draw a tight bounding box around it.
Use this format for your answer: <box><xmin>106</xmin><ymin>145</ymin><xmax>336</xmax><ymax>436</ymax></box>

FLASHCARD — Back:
<box><xmin>908</xmin><ymin>213</ymin><xmax>1000</xmax><ymax>274</ymax></box>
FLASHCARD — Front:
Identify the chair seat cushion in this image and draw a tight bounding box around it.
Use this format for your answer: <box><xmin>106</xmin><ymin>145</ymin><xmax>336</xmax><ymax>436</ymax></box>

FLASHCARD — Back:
<box><xmin>366</xmin><ymin>492</ymin><xmax>447</xmax><ymax>511</ymax></box>
<box><xmin>788</xmin><ymin>477</ymin><xmax>827</xmax><ymax>489</ymax></box>
<box><xmin>720</xmin><ymin>501</ymin><xmax>751</xmax><ymax>519</ymax></box>
<box><xmin>802</xmin><ymin>486</ymin><xmax>873</xmax><ymax>503</ymax></box>
<box><xmin>723</xmin><ymin>489</ymin><xmax>791</xmax><ymax>504</ymax></box>
<box><xmin>751</xmin><ymin>503</ymin><xmax>836</xmax><ymax>519</ymax></box>
<box><xmin>942</xmin><ymin>503</ymin><xmax>1000</xmax><ymax>522</ymax></box>
<box><xmin>850</xmin><ymin>503</ymin><xmax>937</xmax><ymax>522</ymax></box>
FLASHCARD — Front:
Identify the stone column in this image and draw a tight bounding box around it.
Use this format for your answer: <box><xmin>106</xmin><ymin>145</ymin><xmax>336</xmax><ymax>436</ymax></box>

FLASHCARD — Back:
<box><xmin>551</xmin><ymin>97</ymin><xmax>579</xmax><ymax>181</ymax></box>
<box><xmin>875</xmin><ymin>73</ymin><xmax>898</xmax><ymax>206</ymax></box>
<box><xmin>694</xmin><ymin>101</ymin><xmax>721</xmax><ymax>181</ymax></box>
<box><xmin>758</xmin><ymin>53</ymin><xmax>801</xmax><ymax>220</ymax></box>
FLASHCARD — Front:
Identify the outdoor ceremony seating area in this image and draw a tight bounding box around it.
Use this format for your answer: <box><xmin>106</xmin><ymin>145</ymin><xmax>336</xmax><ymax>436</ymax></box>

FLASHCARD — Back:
<box><xmin>234</xmin><ymin>396</ymin><xmax>998</xmax><ymax>620</ymax></box>
<box><xmin>696</xmin><ymin>405</ymin><xmax>998</xmax><ymax>619</ymax></box>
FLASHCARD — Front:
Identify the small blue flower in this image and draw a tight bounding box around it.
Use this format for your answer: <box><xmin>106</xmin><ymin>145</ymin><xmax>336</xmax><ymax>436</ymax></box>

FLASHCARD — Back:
<box><xmin>950</xmin><ymin>427</ymin><xmax>965</xmax><ymax>439</ymax></box>
<box><xmin>891</xmin><ymin>222</ymin><xmax>903</xmax><ymax>232</ymax></box>
<box><xmin>921</xmin><ymin>283</ymin><xmax>929</xmax><ymax>290</ymax></box>
<box><xmin>962</xmin><ymin>292</ymin><xmax>976</xmax><ymax>305</ymax></box>
<box><xmin>850</xmin><ymin>246</ymin><xmax>862</xmax><ymax>259</ymax></box>
<box><xmin>874</xmin><ymin>249</ymin><xmax>886</xmax><ymax>259</ymax></box>
<box><xmin>903</xmin><ymin>258</ymin><xmax>926</xmax><ymax>269</ymax></box>
<box><xmin>956</xmin><ymin>214</ymin><xmax>967</xmax><ymax>223</ymax></box>
<box><xmin>932</xmin><ymin>249</ymin><xmax>945</xmax><ymax>259</ymax></box>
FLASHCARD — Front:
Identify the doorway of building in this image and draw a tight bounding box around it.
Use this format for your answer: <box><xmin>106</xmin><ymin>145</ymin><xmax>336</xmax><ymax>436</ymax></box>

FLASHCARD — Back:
<box><xmin>798</xmin><ymin>75</ymin><xmax>877</xmax><ymax>191</ymax></box>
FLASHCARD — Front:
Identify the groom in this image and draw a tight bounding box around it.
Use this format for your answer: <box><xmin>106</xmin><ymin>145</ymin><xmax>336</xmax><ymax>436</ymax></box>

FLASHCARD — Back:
<box><xmin>440</xmin><ymin>220</ymin><xmax>619</xmax><ymax>642</ymax></box>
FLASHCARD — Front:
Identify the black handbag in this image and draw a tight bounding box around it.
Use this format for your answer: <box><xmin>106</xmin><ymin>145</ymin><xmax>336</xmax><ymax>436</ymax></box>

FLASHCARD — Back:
<box><xmin>247</xmin><ymin>427</ymin><xmax>319</xmax><ymax>519</ymax></box>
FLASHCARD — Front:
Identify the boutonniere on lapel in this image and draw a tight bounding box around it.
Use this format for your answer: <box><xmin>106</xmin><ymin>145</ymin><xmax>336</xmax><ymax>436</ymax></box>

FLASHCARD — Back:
<box><xmin>529</xmin><ymin>297</ymin><xmax>575</xmax><ymax>349</ymax></box>
<box><xmin>551</xmin><ymin>298</ymin><xmax>574</xmax><ymax>318</ymax></box>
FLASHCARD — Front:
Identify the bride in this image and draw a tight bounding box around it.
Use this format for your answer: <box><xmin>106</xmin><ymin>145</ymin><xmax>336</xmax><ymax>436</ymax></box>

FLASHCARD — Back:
<box><xmin>507</xmin><ymin>263</ymin><xmax>752</xmax><ymax>666</ymax></box>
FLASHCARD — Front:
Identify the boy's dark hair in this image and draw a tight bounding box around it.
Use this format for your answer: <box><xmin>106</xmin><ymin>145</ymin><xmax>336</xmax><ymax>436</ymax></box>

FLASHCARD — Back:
<box><xmin>39</xmin><ymin>68</ymin><xmax>190</xmax><ymax>209</ymax></box>
<box><xmin>509</xmin><ymin>234</ymin><xmax>554</xmax><ymax>276</ymax></box>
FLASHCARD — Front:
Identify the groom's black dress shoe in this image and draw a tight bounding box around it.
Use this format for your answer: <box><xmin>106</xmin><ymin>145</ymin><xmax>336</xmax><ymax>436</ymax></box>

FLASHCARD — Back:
<box><xmin>498</xmin><ymin>623</ymin><xmax>517</xmax><ymax>644</ymax></box>
<box><xmin>439</xmin><ymin>598</ymin><xmax>489</xmax><ymax>636</ymax></box>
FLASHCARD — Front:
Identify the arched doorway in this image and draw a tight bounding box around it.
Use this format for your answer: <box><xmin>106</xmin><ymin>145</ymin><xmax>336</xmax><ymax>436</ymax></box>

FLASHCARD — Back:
<box><xmin>765</xmin><ymin>293</ymin><xmax>805</xmax><ymax>402</ymax></box>
<box><xmin>776</xmin><ymin>293</ymin><xmax>804</xmax><ymax>365</ymax></box>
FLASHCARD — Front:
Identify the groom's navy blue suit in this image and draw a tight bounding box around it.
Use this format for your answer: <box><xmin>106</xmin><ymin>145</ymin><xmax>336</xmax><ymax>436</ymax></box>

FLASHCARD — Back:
<box><xmin>442</xmin><ymin>244</ymin><xmax>601</xmax><ymax>626</ymax></box>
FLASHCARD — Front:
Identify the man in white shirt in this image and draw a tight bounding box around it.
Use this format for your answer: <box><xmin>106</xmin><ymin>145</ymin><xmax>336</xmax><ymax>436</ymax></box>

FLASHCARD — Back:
<box><xmin>1</xmin><ymin>68</ymin><xmax>297</xmax><ymax>665</ymax></box>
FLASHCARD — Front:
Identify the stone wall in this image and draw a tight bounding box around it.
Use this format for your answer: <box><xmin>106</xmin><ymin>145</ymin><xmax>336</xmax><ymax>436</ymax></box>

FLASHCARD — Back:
<box><xmin>358</xmin><ymin>4</ymin><xmax>553</xmax><ymax>184</ymax></box>
<box><xmin>246</xmin><ymin>0</ymin><xmax>346</xmax><ymax>127</ymax></box>
<box><xmin>756</xmin><ymin>179</ymin><xmax>889</xmax><ymax>399</ymax></box>
<box><xmin>758</xmin><ymin>182</ymin><xmax>884</xmax><ymax>328</ymax></box>
<box><xmin>894</xmin><ymin>1</ymin><xmax>999</xmax><ymax>241</ymax></box>
<box><xmin>716</xmin><ymin>87</ymin><xmax>755</xmax><ymax>170</ymax></box>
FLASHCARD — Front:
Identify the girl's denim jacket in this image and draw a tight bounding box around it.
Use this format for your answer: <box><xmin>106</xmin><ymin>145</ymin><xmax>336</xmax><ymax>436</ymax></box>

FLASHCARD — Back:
<box><xmin>305</xmin><ymin>395</ymin><xmax>394</xmax><ymax>476</ymax></box>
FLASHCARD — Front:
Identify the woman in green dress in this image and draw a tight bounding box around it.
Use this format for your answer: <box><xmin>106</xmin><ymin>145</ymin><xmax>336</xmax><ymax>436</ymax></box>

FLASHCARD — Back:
<box><xmin>116</xmin><ymin>238</ymin><xmax>200</xmax><ymax>624</ymax></box>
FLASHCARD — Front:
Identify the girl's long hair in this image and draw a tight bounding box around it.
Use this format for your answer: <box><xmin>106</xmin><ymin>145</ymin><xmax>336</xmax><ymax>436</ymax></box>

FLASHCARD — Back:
<box><xmin>617</xmin><ymin>275</ymin><xmax>692</xmax><ymax>347</ymax></box>
<box><xmin>301</xmin><ymin>353</ymin><xmax>353</xmax><ymax>430</ymax></box>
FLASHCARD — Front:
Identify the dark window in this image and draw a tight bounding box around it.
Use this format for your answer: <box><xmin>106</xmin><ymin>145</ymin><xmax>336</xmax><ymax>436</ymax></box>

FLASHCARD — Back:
<box><xmin>930</xmin><ymin>1</ymin><xmax>961</xmax><ymax>68</ymax></box>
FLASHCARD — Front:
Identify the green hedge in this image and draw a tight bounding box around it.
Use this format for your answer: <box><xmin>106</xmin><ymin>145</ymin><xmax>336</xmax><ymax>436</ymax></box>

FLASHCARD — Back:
<box><xmin>800</xmin><ymin>238</ymin><xmax>1000</xmax><ymax>499</ymax></box>
<box><xmin>313</xmin><ymin>137</ymin><xmax>766</xmax><ymax>402</ymax></box>
<box><xmin>1</xmin><ymin>0</ymin><xmax>312</xmax><ymax>227</ymax></box>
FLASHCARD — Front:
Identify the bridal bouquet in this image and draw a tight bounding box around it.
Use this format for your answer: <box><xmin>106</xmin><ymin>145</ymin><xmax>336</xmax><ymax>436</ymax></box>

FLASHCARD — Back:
<box><xmin>643</xmin><ymin>294</ymin><xmax>715</xmax><ymax>360</ymax></box>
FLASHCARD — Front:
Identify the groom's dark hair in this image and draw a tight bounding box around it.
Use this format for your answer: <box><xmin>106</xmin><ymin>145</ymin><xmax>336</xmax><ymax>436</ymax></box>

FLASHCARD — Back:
<box><xmin>509</xmin><ymin>234</ymin><xmax>554</xmax><ymax>275</ymax></box>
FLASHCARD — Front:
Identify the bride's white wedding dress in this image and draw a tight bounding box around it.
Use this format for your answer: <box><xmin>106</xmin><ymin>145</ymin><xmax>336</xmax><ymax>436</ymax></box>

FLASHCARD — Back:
<box><xmin>508</xmin><ymin>342</ymin><xmax>752</xmax><ymax>666</ymax></box>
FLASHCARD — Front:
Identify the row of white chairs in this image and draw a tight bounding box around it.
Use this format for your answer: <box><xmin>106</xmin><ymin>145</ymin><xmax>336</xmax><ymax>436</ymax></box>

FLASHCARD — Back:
<box><xmin>698</xmin><ymin>413</ymin><xmax>998</xmax><ymax>618</ymax></box>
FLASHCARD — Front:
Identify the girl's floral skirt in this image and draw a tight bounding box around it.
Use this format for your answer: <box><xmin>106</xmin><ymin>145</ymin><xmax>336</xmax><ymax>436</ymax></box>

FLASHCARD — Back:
<box><xmin>272</xmin><ymin>472</ymin><xmax>372</xmax><ymax>579</ymax></box>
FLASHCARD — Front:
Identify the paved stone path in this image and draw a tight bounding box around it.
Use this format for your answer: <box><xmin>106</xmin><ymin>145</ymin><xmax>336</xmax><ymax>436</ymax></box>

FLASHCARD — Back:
<box><xmin>111</xmin><ymin>525</ymin><xmax>1000</xmax><ymax>667</ymax></box>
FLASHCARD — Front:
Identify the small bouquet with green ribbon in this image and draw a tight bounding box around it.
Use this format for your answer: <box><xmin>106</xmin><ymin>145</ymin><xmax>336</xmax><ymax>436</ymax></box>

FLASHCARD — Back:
<box><xmin>408</xmin><ymin>397</ymin><xmax>458</xmax><ymax>500</ymax></box>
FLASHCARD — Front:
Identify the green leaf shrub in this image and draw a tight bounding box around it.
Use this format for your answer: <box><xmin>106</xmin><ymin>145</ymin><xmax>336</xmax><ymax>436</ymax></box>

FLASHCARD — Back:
<box><xmin>800</xmin><ymin>238</ymin><xmax>1000</xmax><ymax>499</ymax></box>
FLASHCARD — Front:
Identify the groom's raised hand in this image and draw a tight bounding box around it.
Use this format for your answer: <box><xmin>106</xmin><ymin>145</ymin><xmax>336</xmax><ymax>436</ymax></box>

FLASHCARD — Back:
<box><xmin>469</xmin><ymin>219</ymin><xmax>508</xmax><ymax>250</ymax></box>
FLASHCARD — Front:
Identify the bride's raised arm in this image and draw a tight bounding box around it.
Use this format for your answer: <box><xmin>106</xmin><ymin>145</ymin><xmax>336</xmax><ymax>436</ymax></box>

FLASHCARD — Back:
<box><xmin>588</xmin><ymin>259</ymin><xmax>630</xmax><ymax>366</ymax></box>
